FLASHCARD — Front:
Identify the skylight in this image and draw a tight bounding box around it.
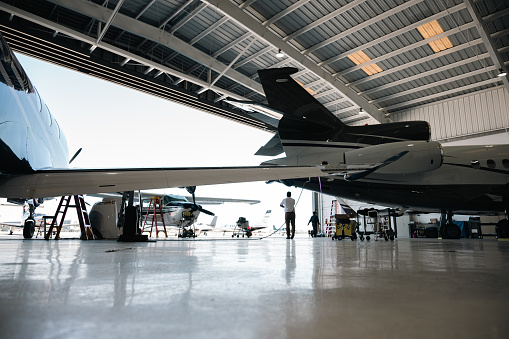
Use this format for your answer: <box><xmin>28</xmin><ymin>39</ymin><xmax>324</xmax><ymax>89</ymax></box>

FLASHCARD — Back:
<box><xmin>417</xmin><ymin>20</ymin><xmax>453</xmax><ymax>53</ymax></box>
<box><xmin>347</xmin><ymin>51</ymin><xmax>383</xmax><ymax>76</ymax></box>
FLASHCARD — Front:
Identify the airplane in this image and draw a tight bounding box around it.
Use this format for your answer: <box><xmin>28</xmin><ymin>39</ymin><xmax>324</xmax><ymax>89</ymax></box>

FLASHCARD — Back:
<box><xmin>273</xmin><ymin>225</ymin><xmax>287</xmax><ymax>236</ymax></box>
<box><xmin>195</xmin><ymin>216</ymin><xmax>218</xmax><ymax>236</ymax></box>
<box><xmin>242</xmin><ymin>67</ymin><xmax>509</xmax><ymax>239</ymax></box>
<box><xmin>214</xmin><ymin>210</ymin><xmax>273</xmax><ymax>237</ymax></box>
<box><xmin>0</xmin><ymin>33</ymin><xmax>323</xmax><ymax>240</ymax></box>
<box><xmin>89</xmin><ymin>189</ymin><xmax>258</xmax><ymax>239</ymax></box>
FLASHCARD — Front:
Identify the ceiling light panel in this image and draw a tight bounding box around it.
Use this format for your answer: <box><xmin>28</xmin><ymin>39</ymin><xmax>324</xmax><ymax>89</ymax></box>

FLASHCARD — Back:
<box><xmin>347</xmin><ymin>51</ymin><xmax>383</xmax><ymax>75</ymax></box>
<box><xmin>417</xmin><ymin>20</ymin><xmax>453</xmax><ymax>53</ymax></box>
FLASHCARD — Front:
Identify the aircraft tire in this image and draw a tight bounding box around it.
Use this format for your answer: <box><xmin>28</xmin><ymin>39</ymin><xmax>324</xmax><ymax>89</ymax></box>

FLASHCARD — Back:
<box><xmin>359</xmin><ymin>235</ymin><xmax>364</xmax><ymax>241</ymax></box>
<box><xmin>366</xmin><ymin>236</ymin><xmax>370</xmax><ymax>241</ymax></box>
<box><xmin>23</xmin><ymin>219</ymin><xmax>35</xmax><ymax>239</ymax></box>
<box><xmin>442</xmin><ymin>223</ymin><xmax>461</xmax><ymax>239</ymax></box>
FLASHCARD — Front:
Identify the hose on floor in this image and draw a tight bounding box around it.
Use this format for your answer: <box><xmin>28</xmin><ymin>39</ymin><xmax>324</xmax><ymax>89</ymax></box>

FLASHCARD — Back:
<box><xmin>257</xmin><ymin>180</ymin><xmax>310</xmax><ymax>240</ymax></box>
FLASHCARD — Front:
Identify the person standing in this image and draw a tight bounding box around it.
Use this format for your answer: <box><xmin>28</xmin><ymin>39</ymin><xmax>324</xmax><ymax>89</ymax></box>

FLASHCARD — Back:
<box><xmin>280</xmin><ymin>191</ymin><xmax>295</xmax><ymax>239</ymax></box>
<box><xmin>308</xmin><ymin>211</ymin><xmax>320</xmax><ymax>237</ymax></box>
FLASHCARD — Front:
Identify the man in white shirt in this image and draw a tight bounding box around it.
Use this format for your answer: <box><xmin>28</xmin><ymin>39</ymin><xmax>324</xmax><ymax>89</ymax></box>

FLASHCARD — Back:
<box><xmin>280</xmin><ymin>191</ymin><xmax>296</xmax><ymax>239</ymax></box>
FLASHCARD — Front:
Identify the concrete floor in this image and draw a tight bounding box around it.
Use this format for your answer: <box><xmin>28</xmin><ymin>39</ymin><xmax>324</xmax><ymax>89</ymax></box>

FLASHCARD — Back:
<box><xmin>0</xmin><ymin>235</ymin><xmax>508</xmax><ymax>339</ymax></box>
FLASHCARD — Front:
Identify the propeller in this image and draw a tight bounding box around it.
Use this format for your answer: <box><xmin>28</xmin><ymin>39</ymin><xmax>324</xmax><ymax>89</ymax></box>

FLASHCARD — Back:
<box><xmin>69</xmin><ymin>148</ymin><xmax>82</xmax><ymax>164</ymax></box>
<box><xmin>184</xmin><ymin>186</ymin><xmax>215</xmax><ymax>216</ymax></box>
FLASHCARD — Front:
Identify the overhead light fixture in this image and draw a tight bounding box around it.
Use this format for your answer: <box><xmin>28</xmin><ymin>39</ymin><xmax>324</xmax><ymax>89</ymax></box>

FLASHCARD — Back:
<box><xmin>276</xmin><ymin>49</ymin><xmax>284</xmax><ymax>58</ymax></box>
<box><xmin>498</xmin><ymin>69</ymin><xmax>507</xmax><ymax>77</ymax></box>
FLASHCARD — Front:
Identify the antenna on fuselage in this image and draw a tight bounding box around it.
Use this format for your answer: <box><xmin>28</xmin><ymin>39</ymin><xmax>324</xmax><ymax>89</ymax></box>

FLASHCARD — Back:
<box><xmin>69</xmin><ymin>148</ymin><xmax>82</xmax><ymax>164</ymax></box>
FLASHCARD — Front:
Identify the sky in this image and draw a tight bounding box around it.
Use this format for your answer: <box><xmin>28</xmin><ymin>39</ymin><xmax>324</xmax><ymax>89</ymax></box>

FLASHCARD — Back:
<box><xmin>14</xmin><ymin>53</ymin><xmax>315</xmax><ymax>230</ymax></box>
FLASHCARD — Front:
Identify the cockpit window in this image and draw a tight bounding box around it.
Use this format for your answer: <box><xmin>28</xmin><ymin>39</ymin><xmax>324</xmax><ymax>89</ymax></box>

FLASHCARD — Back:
<box><xmin>0</xmin><ymin>34</ymin><xmax>34</xmax><ymax>93</ymax></box>
<box><xmin>163</xmin><ymin>196</ymin><xmax>188</xmax><ymax>205</ymax></box>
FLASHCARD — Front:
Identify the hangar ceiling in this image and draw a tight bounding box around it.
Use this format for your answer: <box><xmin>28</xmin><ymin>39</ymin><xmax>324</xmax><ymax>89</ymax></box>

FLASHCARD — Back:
<box><xmin>0</xmin><ymin>0</ymin><xmax>507</xmax><ymax>130</ymax></box>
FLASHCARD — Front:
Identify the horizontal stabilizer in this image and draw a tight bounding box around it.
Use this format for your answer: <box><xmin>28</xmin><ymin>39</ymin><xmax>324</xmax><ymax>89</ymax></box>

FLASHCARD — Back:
<box><xmin>255</xmin><ymin>134</ymin><xmax>284</xmax><ymax>156</ymax></box>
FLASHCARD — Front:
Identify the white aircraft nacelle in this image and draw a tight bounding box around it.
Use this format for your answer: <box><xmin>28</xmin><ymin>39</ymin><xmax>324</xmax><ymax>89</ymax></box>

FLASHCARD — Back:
<box><xmin>89</xmin><ymin>199</ymin><xmax>121</xmax><ymax>239</ymax></box>
<box><xmin>344</xmin><ymin>141</ymin><xmax>443</xmax><ymax>174</ymax></box>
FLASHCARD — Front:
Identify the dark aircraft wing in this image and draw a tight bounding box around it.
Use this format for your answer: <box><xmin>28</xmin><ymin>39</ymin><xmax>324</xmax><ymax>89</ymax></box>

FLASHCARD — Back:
<box><xmin>0</xmin><ymin>166</ymin><xmax>323</xmax><ymax>199</ymax></box>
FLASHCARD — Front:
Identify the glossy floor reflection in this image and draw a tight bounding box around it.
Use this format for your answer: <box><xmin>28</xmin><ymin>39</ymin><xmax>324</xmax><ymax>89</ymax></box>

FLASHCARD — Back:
<box><xmin>0</xmin><ymin>236</ymin><xmax>508</xmax><ymax>339</ymax></box>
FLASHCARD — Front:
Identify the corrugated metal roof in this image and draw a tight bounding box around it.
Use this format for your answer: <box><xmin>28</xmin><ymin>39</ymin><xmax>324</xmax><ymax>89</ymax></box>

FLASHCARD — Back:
<box><xmin>0</xmin><ymin>0</ymin><xmax>507</xmax><ymax>128</ymax></box>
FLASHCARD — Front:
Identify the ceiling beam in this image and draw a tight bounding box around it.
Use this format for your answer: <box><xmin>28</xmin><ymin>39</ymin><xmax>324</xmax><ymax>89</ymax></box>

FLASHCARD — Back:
<box><xmin>42</xmin><ymin>0</ymin><xmax>263</xmax><ymax>95</ymax></box>
<box><xmin>0</xmin><ymin>2</ymin><xmax>257</xmax><ymax>102</ymax></box>
<box><xmin>189</xmin><ymin>16</ymin><xmax>228</xmax><ymax>45</ymax></box>
<box><xmin>169</xmin><ymin>2</ymin><xmax>207</xmax><ymax>34</ymax></box>
<box><xmin>202</xmin><ymin>0</ymin><xmax>387</xmax><ymax>123</ymax></box>
<box><xmin>233</xmin><ymin>45</ymin><xmax>272</xmax><ymax>69</ymax></box>
<box><xmin>371</xmin><ymin>66</ymin><xmax>497</xmax><ymax>104</ymax></box>
<box><xmin>197</xmin><ymin>37</ymin><xmax>256</xmax><ymax>94</ymax></box>
<box><xmin>359</xmin><ymin>53</ymin><xmax>490</xmax><ymax>96</ymax></box>
<box><xmin>381</xmin><ymin>78</ymin><xmax>502</xmax><ymax>111</ymax></box>
<box><xmin>263</xmin><ymin>0</ymin><xmax>311</xmax><ymax>27</ymax></box>
<box><xmin>89</xmin><ymin>0</ymin><xmax>124</xmax><ymax>52</ymax></box>
<box><xmin>465</xmin><ymin>0</ymin><xmax>509</xmax><ymax>93</ymax></box>
<box><xmin>283</xmin><ymin>0</ymin><xmax>363</xmax><ymax>42</ymax></box>
<box><xmin>318</xmin><ymin>2</ymin><xmax>467</xmax><ymax>67</ymax></box>
<box><xmin>212</xmin><ymin>31</ymin><xmax>252</xmax><ymax>57</ymax></box>
<box><xmin>336</xmin><ymin>21</ymin><xmax>477</xmax><ymax>77</ymax></box>
<box><xmin>303</xmin><ymin>0</ymin><xmax>422</xmax><ymax>55</ymax></box>
<box><xmin>348</xmin><ymin>39</ymin><xmax>483</xmax><ymax>88</ymax></box>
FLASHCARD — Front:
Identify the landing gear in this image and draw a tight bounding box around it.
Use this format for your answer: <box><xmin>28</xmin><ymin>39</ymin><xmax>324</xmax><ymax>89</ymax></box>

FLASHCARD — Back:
<box><xmin>440</xmin><ymin>210</ymin><xmax>461</xmax><ymax>239</ymax></box>
<box><xmin>441</xmin><ymin>223</ymin><xmax>461</xmax><ymax>239</ymax></box>
<box><xmin>23</xmin><ymin>203</ymin><xmax>36</xmax><ymax>239</ymax></box>
<box><xmin>23</xmin><ymin>218</ymin><xmax>35</xmax><ymax>239</ymax></box>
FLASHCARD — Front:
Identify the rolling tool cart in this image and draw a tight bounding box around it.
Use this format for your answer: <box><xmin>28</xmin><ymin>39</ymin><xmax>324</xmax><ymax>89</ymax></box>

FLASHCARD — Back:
<box><xmin>331</xmin><ymin>214</ymin><xmax>357</xmax><ymax>241</ymax></box>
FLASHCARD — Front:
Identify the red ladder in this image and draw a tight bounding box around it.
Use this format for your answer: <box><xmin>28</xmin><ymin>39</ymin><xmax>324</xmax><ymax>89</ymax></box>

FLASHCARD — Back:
<box><xmin>141</xmin><ymin>197</ymin><xmax>168</xmax><ymax>238</ymax></box>
<box><xmin>45</xmin><ymin>195</ymin><xmax>94</xmax><ymax>240</ymax></box>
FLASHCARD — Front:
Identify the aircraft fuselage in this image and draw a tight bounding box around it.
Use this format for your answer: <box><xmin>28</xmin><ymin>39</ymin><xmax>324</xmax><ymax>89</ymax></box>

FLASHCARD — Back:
<box><xmin>287</xmin><ymin>143</ymin><xmax>509</xmax><ymax>213</ymax></box>
<box><xmin>0</xmin><ymin>36</ymin><xmax>69</xmax><ymax>174</ymax></box>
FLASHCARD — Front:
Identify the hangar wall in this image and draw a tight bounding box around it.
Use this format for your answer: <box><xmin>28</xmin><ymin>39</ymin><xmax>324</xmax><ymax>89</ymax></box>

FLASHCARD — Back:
<box><xmin>390</xmin><ymin>86</ymin><xmax>509</xmax><ymax>142</ymax></box>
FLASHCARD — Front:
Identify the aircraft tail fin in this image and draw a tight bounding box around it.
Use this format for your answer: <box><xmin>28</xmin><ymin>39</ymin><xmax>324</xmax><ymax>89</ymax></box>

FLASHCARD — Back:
<box><xmin>257</xmin><ymin>67</ymin><xmax>341</xmax><ymax>128</ymax></box>
<box><xmin>210</xmin><ymin>216</ymin><xmax>218</xmax><ymax>227</ymax></box>
<box><xmin>257</xmin><ymin>67</ymin><xmax>431</xmax><ymax>150</ymax></box>
<box><xmin>262</xmin><ymin>210</ymin><xmax>272</xmax><ymax>226</ymax></box>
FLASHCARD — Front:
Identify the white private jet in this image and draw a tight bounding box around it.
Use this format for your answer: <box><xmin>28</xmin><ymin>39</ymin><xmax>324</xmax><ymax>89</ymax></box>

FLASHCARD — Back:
<box><xmin>0</xmin><ymin>33</ymin><xmax>322</xmax><ymax>240</ymax></box>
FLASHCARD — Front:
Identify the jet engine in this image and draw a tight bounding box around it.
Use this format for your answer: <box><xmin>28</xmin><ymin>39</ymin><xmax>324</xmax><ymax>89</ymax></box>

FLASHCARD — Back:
<box><xmin>344</xmin><ymin>141</ymin><xmax>443</xmax><ymax>175</ymax></box>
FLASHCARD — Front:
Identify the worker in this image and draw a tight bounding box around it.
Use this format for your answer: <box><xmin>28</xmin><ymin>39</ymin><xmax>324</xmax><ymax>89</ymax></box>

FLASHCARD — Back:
<box><xmin>308</xmin><ymin>211</ymin><xmax>320</xmax><ymax>237</ymax></box>
<box><xmin>280</xmin><ymin>191</ymin><xmax>295</xmax><ymax>239</ymax></box>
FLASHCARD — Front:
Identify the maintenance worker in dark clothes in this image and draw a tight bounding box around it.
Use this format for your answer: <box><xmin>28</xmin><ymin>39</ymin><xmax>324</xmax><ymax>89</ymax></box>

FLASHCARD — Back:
<box><xmin>280</xmin><ymin>191</ymin><xmax>296</xmax><ymax>239</ymax></box>
<box><xmin>308</xmin><ymin>211</ymin><xmax>320</xmax><ymax>237</ymax></box>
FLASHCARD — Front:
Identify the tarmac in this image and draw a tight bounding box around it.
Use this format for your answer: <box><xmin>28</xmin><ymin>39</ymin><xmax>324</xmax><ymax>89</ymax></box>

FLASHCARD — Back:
<box><xmin>0</xmin><ymin>235</ymin><xmax>508</xmax><ymax>339</ymax></box>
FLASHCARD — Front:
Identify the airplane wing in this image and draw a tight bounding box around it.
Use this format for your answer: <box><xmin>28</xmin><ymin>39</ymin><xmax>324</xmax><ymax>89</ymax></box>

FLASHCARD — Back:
<box><xmin>0</xmin><ymin>166</ymin><xmax>323</xmax><ymax>199</ymax></box>
<box><xmin>185</xmin><ymin>196</ymin><xmax>260</xmax><ymax>205</ymax></box>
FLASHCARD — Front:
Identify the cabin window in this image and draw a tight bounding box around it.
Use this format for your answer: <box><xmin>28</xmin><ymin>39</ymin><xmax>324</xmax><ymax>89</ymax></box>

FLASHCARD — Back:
<box><xmin>34</xmin><ymin>88</ymin><xmax>42</xmax><ymax>112</ymax></box>
<box><xmin>487</xmin><ymin>159</ymin><xmax>496</xmax><ymax>169</ymax></box>
<box><xmin>471</xmin><ymin>160</ymin><xmax>480</xmax><ymax>169</ymax></box>
<box><xmin>503</xmin><ymin>159</ymin><xmax>509</xmax><ymax>168</ymax></box>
